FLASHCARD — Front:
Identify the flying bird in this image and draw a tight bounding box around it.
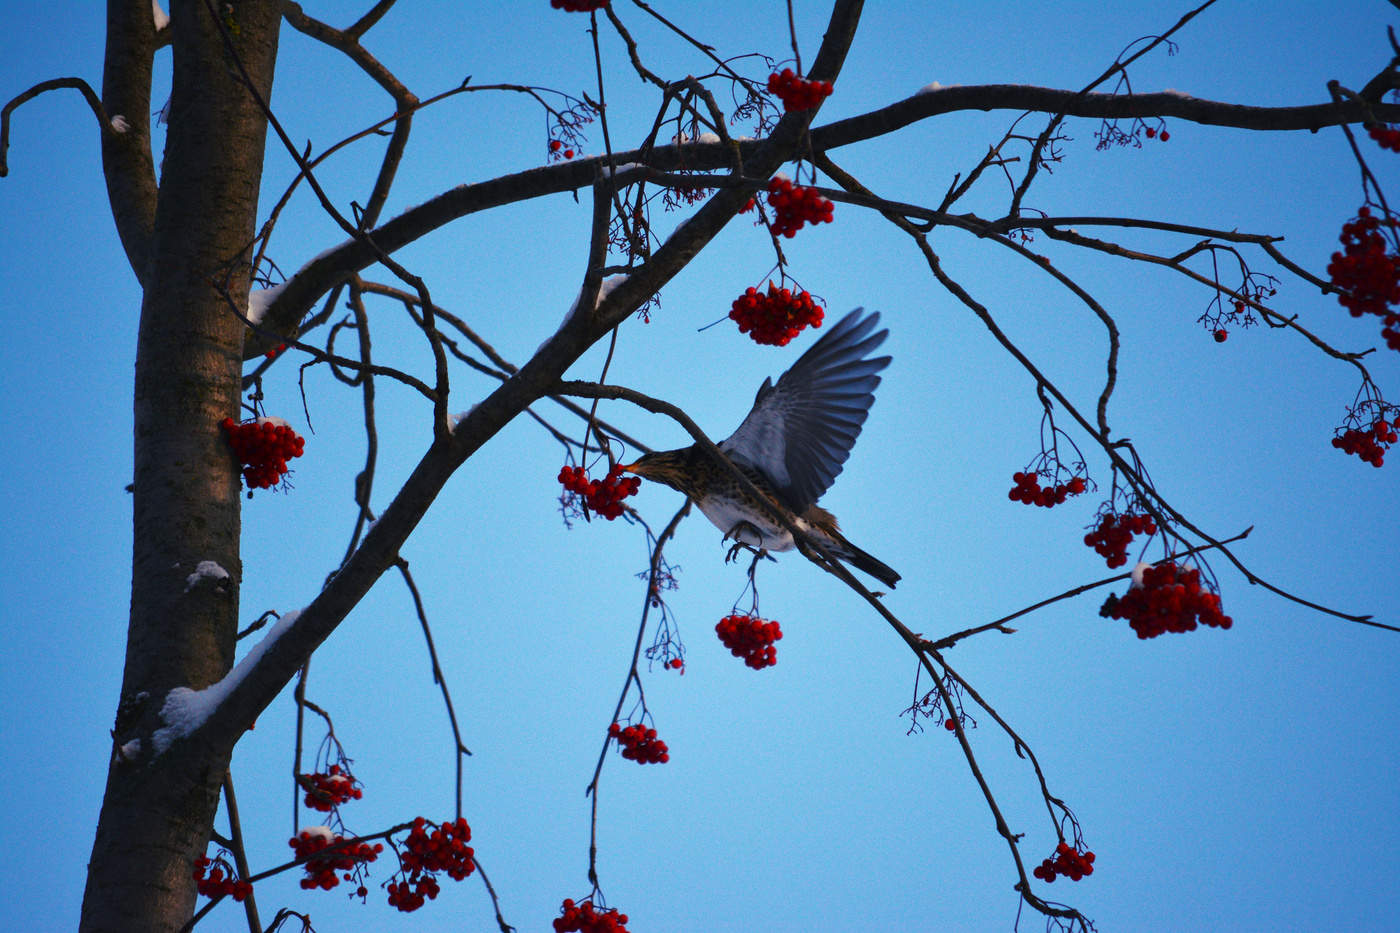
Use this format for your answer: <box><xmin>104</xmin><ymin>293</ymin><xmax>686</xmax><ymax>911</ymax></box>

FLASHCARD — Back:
<box><xmin>626</xmin><ymin>308</ymin><xmax>900</xmax><ymax>588</ymax></box>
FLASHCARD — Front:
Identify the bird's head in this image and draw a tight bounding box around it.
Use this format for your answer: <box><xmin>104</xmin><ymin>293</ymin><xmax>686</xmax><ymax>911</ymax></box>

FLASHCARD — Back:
<box><xmin>623</xmin><ymin>448</ymin><xmax>695</xmax><ymax>494</ymax></box>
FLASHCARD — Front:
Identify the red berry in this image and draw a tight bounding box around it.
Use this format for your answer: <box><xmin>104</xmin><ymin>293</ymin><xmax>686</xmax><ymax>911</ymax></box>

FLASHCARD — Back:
<box><xmin>557</xmin><ymin>462</ymin><xmax>639</xmax><ymax>519</ymax></box>
<box><xmin>1099</xmin><ymin>560</ymin><xmax>1231</xmax><ymax>638</ymax></box>
<box><xmin>716</xmin><ymin>613</ymin><xmax>783</xmax><ymax>669</ymax></box>
<box><xmin>221</xmin><ymin>417</ymin><xmax>305</xmax><ymax>491</ymax></box>
<box><xmin>758</xmin><ymin>176</ymin><xmax>835</xmax><ymax>240</ymax></box>
<box><xmin>609</xmin><ymin>721</ymin><xmax>669</xmax><ymax>764</ymax></box>
<box><xmin>728</xmin><ymin>281</ymin><xmax>825</xmax><ymax>346</ymax></box>
<box><xmin>1328</xmin><ymin>208</ymin><xmax>1400</xmax><ymax>352</ymax></box>
<box><xmin>766</xmin><ymin>69</ymin><xmax>835</xmax><ymax>112</ymax></box>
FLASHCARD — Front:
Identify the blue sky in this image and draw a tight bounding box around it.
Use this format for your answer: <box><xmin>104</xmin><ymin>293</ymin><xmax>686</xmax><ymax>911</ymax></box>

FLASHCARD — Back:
<box><xmin>2</xmin><ymin>2</ymin><xmax>1397</xmax><ymax>931</ymax></box>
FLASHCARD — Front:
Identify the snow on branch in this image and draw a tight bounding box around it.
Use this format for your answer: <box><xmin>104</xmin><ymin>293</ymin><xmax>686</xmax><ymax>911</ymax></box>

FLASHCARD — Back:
<box><xmin>151</xmin><ymin>609</ymin><xmax>301</xmax><ymax>754</ymax></box>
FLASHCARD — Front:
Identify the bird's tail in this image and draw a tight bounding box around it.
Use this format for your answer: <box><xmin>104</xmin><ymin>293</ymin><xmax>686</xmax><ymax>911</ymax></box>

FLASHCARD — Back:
<box><xmin>834</xmin><ymin>538</ymin><xmax>901</xmax><ymax>589</ymax></box>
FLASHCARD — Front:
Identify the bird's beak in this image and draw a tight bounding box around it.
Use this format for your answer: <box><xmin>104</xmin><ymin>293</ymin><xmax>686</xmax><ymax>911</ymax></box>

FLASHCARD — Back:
<box><xmin>622</xmin><ymin>461</ymin><xmax>643</xmax><ymax>475</ymax></box>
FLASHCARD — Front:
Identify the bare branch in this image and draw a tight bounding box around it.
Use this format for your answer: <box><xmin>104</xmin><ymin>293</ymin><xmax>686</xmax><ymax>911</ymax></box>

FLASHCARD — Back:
<box><xmin>1</xmin><ymin>77</ymin><xmax>108</xmax><ymax>177</ymax></box>
<box><xmin>811</xmin><ymin>85</ymin><xmax>1400</xmax><ymax>154</ymax></box>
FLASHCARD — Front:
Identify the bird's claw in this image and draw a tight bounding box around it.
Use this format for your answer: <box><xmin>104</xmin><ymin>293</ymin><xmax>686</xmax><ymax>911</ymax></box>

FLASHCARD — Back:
<box><xmin>722</xmin><ymin>521</ymin><xmax>776</xmax><ymax>568</ymax></box>
<box><xmin>724</xmin><ymin>539</ymin><xmax>758</xmax><ymax>564</ymax></box>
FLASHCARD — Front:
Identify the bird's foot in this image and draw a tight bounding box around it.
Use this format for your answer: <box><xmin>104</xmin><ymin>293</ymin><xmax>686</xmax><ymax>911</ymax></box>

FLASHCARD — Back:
<box><xmin>723</xmin><ymin>523</ymin><xmax>777</xmax><ymax>569</ymax></box>
<box><xmin>721</xmin><ymin>520</ymin><xmax>764</xmax><ymax>563</ymax></box>
<box><xmin>724</xmin><ymin>539</ymin><xmax>760</xmax><ymax>564</ymax></box>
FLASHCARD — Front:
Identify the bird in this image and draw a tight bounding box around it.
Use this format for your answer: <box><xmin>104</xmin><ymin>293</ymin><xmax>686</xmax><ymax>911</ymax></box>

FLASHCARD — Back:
<box><xmin>625</xmin><ymin>307</ymin><xmax>900</xmax><ymax>589</ymax></box>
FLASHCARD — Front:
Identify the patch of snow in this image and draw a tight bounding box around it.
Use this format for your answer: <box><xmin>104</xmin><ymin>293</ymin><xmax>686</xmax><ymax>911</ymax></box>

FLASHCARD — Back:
<box><xmin>697</xmin><ymin>132</ymin><xmax>721</xmax><ymax>144</ymax></box>
<box><xmin>604</xmin><ymin>162</ymin><xmax>642</xmax><ymax>178</ymax></box>
<box><xmin>151</xmin><ymin>609</ymin><xmax>301</xmax><ymax>753</ymax></box>
<box><xmin>152</xmin><ymin>0</ymin><xmax>169</xmax><ymax>30</ymax></box>
<box><xmin>118</xmin><ymin>738</ymin><xmax>141</xmax><ymax>760</ymax></box>
<box><xmin>110</xmin><ymin>115</ymin><xmax>130</xmax><ymax>134</ymax></box>
<box><xmin>247</xmin><ymin>282</ymin><xmax>287</xmax><ymax>324</ymax></box>
<box><xmin>298</xmin><ymin>825</ymin><xmax>335</xmax><ymax>843</ymax></box>
<box><xmin>918</xmin><ymin>81</ymin><xmax>961</xmax><ymax>93</ymax></box>
<box><xmin>451</xmin><ymin>406</ymin><xmax>478</xmax><ymax>432</ymax></box>
<box><xmin>1130</xmin><ymin>561</ymin><xmax>1152</xmax><ymax>588</ymax></box>
<box><xmin>184</xmin><ymin>560</ymin><xmax>230</xmax><ymax>593</ymax></box>
<box><xmin>596</xmin><ymin>274</ymin><xmax>627</xmax><ymax>307</ymax></box>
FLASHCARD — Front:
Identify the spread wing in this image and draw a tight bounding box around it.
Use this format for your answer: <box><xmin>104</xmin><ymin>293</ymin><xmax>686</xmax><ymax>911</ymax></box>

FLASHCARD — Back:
<box><xmin>720</xmin><ymin>308</ymin><xmax>890</xmax><ymax>511</ymax></box>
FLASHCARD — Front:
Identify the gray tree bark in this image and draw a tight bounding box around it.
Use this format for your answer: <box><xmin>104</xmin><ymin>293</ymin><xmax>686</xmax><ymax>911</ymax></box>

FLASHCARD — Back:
<box><xmin>80</xmin><ymin>2</ymin><xmax>281</xmax><ymax>930</ymax></box>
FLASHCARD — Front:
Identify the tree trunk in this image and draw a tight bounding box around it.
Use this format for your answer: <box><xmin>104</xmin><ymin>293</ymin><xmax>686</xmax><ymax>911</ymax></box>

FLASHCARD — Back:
<box><xmin>81</xmin><ymin>2</ymin><xmax>280</xmax><ymax>929</ymax></box>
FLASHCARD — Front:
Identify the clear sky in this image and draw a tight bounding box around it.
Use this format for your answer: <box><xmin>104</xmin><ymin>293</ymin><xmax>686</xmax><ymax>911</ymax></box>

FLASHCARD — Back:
<box><xmin>2</xmin><ymin>2</ymin><xmax>1397</xmax><ymax>932</ymax></box>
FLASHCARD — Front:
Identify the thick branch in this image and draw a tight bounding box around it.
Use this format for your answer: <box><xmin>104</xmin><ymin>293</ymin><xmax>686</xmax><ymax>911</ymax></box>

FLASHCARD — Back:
<box><xmin>101</xmin><ymin>0</ymin><xmax>161</xmax><ymax>285</ymax></box>
<box><xmin>198</xmin><ymin>0</ymin><xmax>870</xmax><ymax>760</ymax></box>
<box><xmin>811</xmin><ymin>85</ymin><xmax>1400</xmax><ymax>152</ymax></box>
<box><xmin>255</xmin><ymin>76</ymin><xmax>1394</xmax><ymax>347</ymax></box>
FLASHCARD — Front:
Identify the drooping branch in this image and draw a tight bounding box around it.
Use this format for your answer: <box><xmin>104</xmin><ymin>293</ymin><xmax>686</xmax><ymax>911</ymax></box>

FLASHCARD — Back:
<box><xmin>917</xmin><ymin>233</ymin><xmax>1385</xmax><ymax>629</ymax></box>
<box><xmin>280</xmin><ymin>1</ymin><xmax>419</xmax><ymax>229</ymax></box>
<box><xmin>0</xmin><ymin>77</ymin><xmax>108</xmax><ymax>177</ymax></box>
<box><xmin>809</xmin><ymin>142</ymin><xmax>1384</xmax><ymax>631</ymax></box>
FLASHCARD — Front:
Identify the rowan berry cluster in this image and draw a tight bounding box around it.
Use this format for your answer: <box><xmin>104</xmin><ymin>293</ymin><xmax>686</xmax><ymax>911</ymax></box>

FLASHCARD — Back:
<box><xmin>386</xmin><ymin>816</ymin><xmax>476</xmax><ymax>912</ymax></box>
<box><xmin>1100</xmin><ymin>561</ymin><xmax>1232</xmax><ymax>639</ymax></box>
<box><xmin>387</xmin><ymin>874</ymin><xmax>439</xmax><ymax>913</ymax></box>
<box><xmin>221</xmin><ymin>416</ymin><xmax>305</xmax><ymax>490</ymax></box>
<box><xmin>1214</xmin><ymin>328</ymin><xmax>1229</xmax><ymax>343</ymax></box>
<box><xmin>548</xmin><ymin>139</ymin><xmax>577</xmax><ymax>160</ymax></box>
<box><xmin>1327</xmin><ymin>207</ymin><xmax>1400</xmax><ymax>349</ymax></box>
<box><xmin>558</xmin><ymin>463</ymin><xmax>640</xmax><ymax>520</ymax></box>
<box><xmin>288</xmin><ymin>826</ymin><xmax>382</xmax><ymax>891</ymax></box>
<box><xmin>193</xmin><ymin>853</ymin><xmax>252</xmax><ymax>902</ymax></box>
<box><xmin>764</xmin><ymin>175</ymin><xmax>834</xmax><ymax>238</ymax></box>
<box><xmin>1008</xmin><ymin>471</ymin><xmax>1086</xmax><ymax>507</ymax></box>
<box><xmin>554</xmin><ymin>898</ymin><xmax>631</xmax><ymax>933</ymax></box>
<box><xmin>299</xmin><ymin>764</ymin><xmax>362</xmax><ymax>812</ymax></box>
<box><xmin>1033</xmin><ymin>842</ymin><xmax>1096</xmax><ymax>883</ymax></box>
<box><xmin>550</xmin><ymin>0</ymin><xmax>608</xmax><ymax>11</ymax></box>
<box><xmin>1143</xmin><ymin>126</ymin><xmax>1171</xmax><ymax>141</ymax></box>
<box><xmin>1332</xmin><ymin>414</ymin><xmax>1400</xmax><ymax>466</ymax></box>
<box><xmin>608</xmin><ymin>721</ymin><xmax>670</xmax><ymax>764</ymax></box>
<box><xmin>400</xmin><ymin>816</ymin><xmax>475</xmax><ymax>880</ymax></box>
<box><xmin>1368</xmin><ymin>123</ymin><xmax>1400</xmax><ymax>152</ymax></box>
<box><xmin>729</xmin><ymin>281</ymin><xmax>825</xmax><ymax>346</ymax></box>
<box><xmin>715</xmin><ymin>612</ymin><xmax>782</xmax><ymax>669</ymax></box>
<box><xmin>1083</xmin><ymin>511</ymin><xmax>1157</xmax><ymax>568</ymax></box>
<box><xmin>767</xmin><ymin>68</ymin><xmax>834</xmax><ymax>111</ymax></box>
